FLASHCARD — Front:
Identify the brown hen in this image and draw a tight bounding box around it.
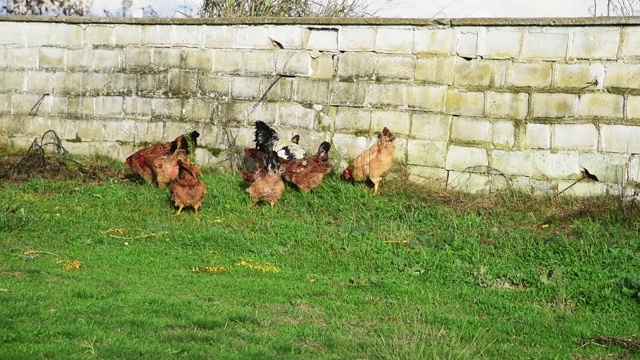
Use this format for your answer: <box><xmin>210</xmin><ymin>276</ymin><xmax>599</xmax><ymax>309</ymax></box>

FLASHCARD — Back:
<box><xmin>169</xmin><ymin>159</ymin><xmax>207</xmax><ymax>219</ymax></box>
<box><xmin>280</xmin><ymin>141</ymin><xmax>331</xmax><ymax>192</ymax></box>
<box><xmin>152</xmin><ymin>150</ymin><xmax>189</xmax><ymax>189</ymax></box>
<box><xmin>247</xmin><ymin>151</ymin><xmax>285</xmax><ymax>208</ymax></box>
<box><xmin>342</xmin><ymin>127</ymin><xmax>396</xmax><ymax>195</ymax></box>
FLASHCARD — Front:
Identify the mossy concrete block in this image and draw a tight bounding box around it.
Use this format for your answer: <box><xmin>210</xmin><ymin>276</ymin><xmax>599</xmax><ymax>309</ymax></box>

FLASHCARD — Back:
<box><xmin>407</xmin><ymin>165</ymin><xmax>448</xmax><ymax>185</ymax></box>
<box><xmin>334</xmin><ymin>107</ymin><xmax>370</xmax><ymax>131</ymax></box>
<box><xmin>626</xmin><ymin>95</ymin><xmax>640</xmax><ymax>119</ymax></box>
<box><xmin>26</xmin><ymin>71</ymin><xmax>54</xmax><ymax>94</ymax></box>
<box><xmin>23</xmin><ymin>115</ymin><xmax>51</xmax><ymax>136</ymax></box>
<box><xmin>164</xmin><ymin>121</ymin><xmax>197</xmax><ymax>141</ymax></box>
<box><xmin>80</xmin><ymin>97</ymin><xmax>95</xmax><ymax>117</ymax></box>
<box><xmin>521</xmin><ymin>31</ymin><xmax>568</xmax><ymax>60</ymax></box>
<box><xmin>212</xmin><ymin>49</ymin><xmax>243</xmax><ymax>74</ymax></box>
<box><xmin>294</xmin><ymin>78</ymin><xmax>330</xmax><ymax>105</ymax></box>
<box><xmin>137</xmin><ymin>74</ymin><xmax>167</xmax><ymax>96</ymax></box>
<box><xmin>579</xmin><ymin>152</ymin><xmax>628</xmax><ymax>184</ymax></box>
<box><xmin>12</xmin><ymin>94</ymin><xmax>50</xmax><ymax>115</ymax></box>
<box><xmin>92</xmin><ymin>49</ymin><xmax>122</xmax><ymax>70</ymax></box>
<box><xmin>2</xmin><ymin>114</ymin><xmax>26</xmax><ymax>135</ymax></box>
<box><xmin>556</xmin><ymin>180</ymin><xmax>608</xmax><ymax>196</ymax></box>
<box><xmin>555</xmin><ymin>63</ymin><xmax>604</xmax><ymax>89</ymax></box>
<box><xmin>268</xmin><ymin>25</ymin><xmax>304</xmax><ymax>49</ymax></box>
<box><xmin>183</xmin><ymin>98</ymin><xmax>212</xmax><ymax>121</ymax></box>
<box><xmin>84</xmin><ymin>25</ymin><xmax>114</xmax><ymax>46</ymax></box>
<box><xmin>153</xmin><ymin>48</ymin><xmax>182</xmax><ymax>69</ymax></box>
<box><xmin>530</xmin><ymin>93</ymin><xmax>577</xmax><ymax>118</ymax></box>
<box><xmin>278</xmin><ymin>102</ymin><xmax>316</xmax><ymax>129</ymax></box>
<box><xmin>410</xmin><ymin>113</ymin><xmax>451</xmax><ymax>141</ymax></box>
<box><xmin>454</xmin><ymin>58</ymin><xmax>495</xmax><ymax>87</ymax></box>
<box><xmin>82</xmin><ymin>72</ymin><xmax>109</xmax><ymax>95</ymax></box>
<box><xmin>38</xmin><ymin>47</ymin><xmax>65</xmax><ymax>69</ymax></box>
<box><xmin>183</xmin><ymin>49</ymin><xmax>214</xmax><ymax>71</ymax></box>
<box><xmin>143</xmin><ymin>25</ymin><xmax>172</xmax><ymax>47</ymax></box>
<box><xmin>152</xmin><ymin>98</ymin><xmax>182</xmax><ymax>118</ymax></box>
<box><xmin>375</xmin><ymin>27</ymin><xmax>414</xmax><ymax>54</ymax></box>
<box><xmin>371</xmin><ymin>110</ymin><xmax>410</xmax><ymax>136</ymax></box>
<box><xmin>247</xmin><ymin>101</ymin><xmax>277</xmax><ymax>125</ymax></box>
<box><xmin>230</xmin><ymin>76</ymin><xmax>263</xmax><ymax>100</ymax></box>
<box><xmin>172</xmin><ymin>25</ymin><xmax>202</xmax><ymax>47</ymax></box>
<box><xmin>367</xmin><ymin>83</ymin><xmax>405</xmax><ymax>108</ymax></box>
<box><xmin>124</xmin><ymin>96</ymin><xmax>152</xmax><ymax>117</ymax></box>
<box><xmin>445</xmin><ymin>90</ymin><xmax>484</xmax><ymax>117</ymax></box>
<box><xmin>447</xmin><ymin>171</ymin><xmax>492</xmax><ymax>193</ymax></box>
<box><xmin>337</xmin><ymin>52</ymin><xmax>376</xmax><ymax>80</ymax></box>
<box><xmin>552</xmin><ymin>124</ymin><xmax>598</xmax><ymax>151</ymax></box>
<box><xmin>451</xmin><ymin>116</ymin><xmax>492</xmax><ymax>143</ymax></box>
<box><xmin>339</xmin><ymin>26</ymin><xmax>376</xmax><ymax>52</ymax></box>
<box><xmin>114</xmin><ymin>25</ymin><xmax>142</xmax><ymax>46</ymax></box>
<box><xmin>486</xmin><ymin>91</ymin><xmax>528</xmax><ymax>120</ymax></box>
<box><xmin>524</xmin><ymin>123</ymin><xmax>551</xmax><ymax>149</ymax></box>
<box><xmin>305</xmin><ymin>27</ymin><xmax>338</xmax><ymax>51</ymax></box>
<box><xmin>492</xmin><ymin>150</ymin><xmax>533</xmax><ymax>176</ymax></box>
<box><xmin>600</xmin><ymin>124</ymin><xmax>640</xmax><ymax>153</ymax></box>
<box><xmin>11</xmin><ymin>48</ymin><xmax>38</xmax><ymax>69</ymax></box>
<box><xmin>415</xmin><ymin>56</ymin><xmax>454</xmax><ymax>85</ymax></box>
<box><xmin>507</xmin><ymin>62</ymin><xmax>553</xmax><ymax>88</ymax></box>
<box><xmin>455</xmin><ymin>29</ymin><xmax>478</xmax><ymax>57</ymax></box>
<box><xmin>66</xmin><ymin>49</ymin><xmax>92</xmax><ymax>70</ymax></box>
<box><xmin>168</xmin><ymin>69</ymin><xmax>198</xmax><ymax>96</ymax></box>
<box><xmin>95</xmin><ymin>96</ymin><xmax>124</xmax><ymax>118</ymax></box>
<box><xmin>446</xmin><ymin>144</ymin><xmax>488</xmax><ymax>171</ymax></box>
<box><xmin>376</xmin><ymin>54</ymin><xmax>415</xmax><ymax>81</ymax></box>
<box><xmin>1</xmin><ymin>70</ymin><xmax>25</xmax><ymax>92</ymax></box>
<box><xmin>203</xmin><ymin>26</ymin><xmax>238</xmax><ymax>48</ymax></box>
<box><xmin>407</xmin><ymin>139</ymin><xmax>447</xmax><ymax>167</ymax></box>
<box><xmin>604</xmin><ymin>63</ymin><xmax>640</xmax><ymax>89</ymax></box>
<box><xmin>481</xmin><ymin>28</ymin><xmax>523</xmax><ymax>59</ymax></box>
<box><xmin>493</xmin><ymin>120</ymin><xmax>516</xmax><ymax>149</ymax></box>
<box><xmin>0</xmin><ymin>94</ymin><xmax>13</xmax><ymax>114</ymax></box>
<box><xmin>48</xmin><ymin>23</ymin><xmax>83</xmax><ymax>47</ymax></box>
<box><xmin>237</xmin><ymin>25</ymin><xmax>271</xmax><ymax>49</ymax></box>
<box><xmin>200</xmin><ymin>76</ymin><xmax>230</xmax><ymax>98</ymax></box>
<box><xmin>578</xmin><ymin>93</ymin><xmax>623</xmax><ymax>118</ymax></box>
<box><xmin>532</xmin><ymin>150</ymin><xmax>580</xmax><ymax>179</ymax></box>
<box><xmin>332</xmin><ymin>133</ymin><xmax>370</xmax><ymax>159</ymax></box>
<box><xmin>414</xmin><ymin>28</ymin><xmax>454</xmax><ymax>55</ymax></box>
<box><xmin>330</xmin><ymin>81</ymin><xmax>366</xmax><ymax>106</ymax></box>
<box><xmin>123</xmin><ymin>48</ymin><xmax>151</xmax><ymax>68</ymax></box>
<box><xmin>243</xmin><ymin>50</ymin><xmax>276</xmax><ymax>76</ymax></box>
<box><xmin>407</xmin><ymin>84</ymin><xmax>446</xmax><ymax>112</ymax></box>
<box><xmin>107</xmin><ymin>73</ymin><xmax>136</xmax><ymax>96</ymax></box>
<box><xmin>570</xmin><ymin>28</ymin><xmax>620</xmax><ymax>60</ymax></box>
<box><xmin>276</xmin><ymin>50</ymin><xmax>310</xmax><ymax>76</ymax></box>
<box><xmin>264</xmin><ymin>77</ymin><xmax>293</xmax><ymax>102</ymax></box>
<box><xmin>0</xmin><ymin>22</ymin><xmax>24</xmax><ymax>45</ymax></box>
<box><xmin>310</xmin><ymin>53</ymin><xmax>334</xmax><ymax>79</ymax></box>
<box><xmin>76</xmin><ymin>119</ymin><xmax>105</xmax><ymax>140</ymax></box>
<box><xmin>104</xmin><ymin>119</ymin><xmax>136</xmax><ymax>141</ymax></box>
<box><xmin>620</xmin><ymin>28</ymin><xmax>640</xmax><ymax>58</ymax></box>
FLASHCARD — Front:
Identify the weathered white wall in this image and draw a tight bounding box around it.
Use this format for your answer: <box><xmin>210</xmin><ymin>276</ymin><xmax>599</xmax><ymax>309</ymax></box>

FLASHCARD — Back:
<box><xmin>2</xmin><ymin>16</ymin><xmax>640</xmax><ymax>195</ymax></box>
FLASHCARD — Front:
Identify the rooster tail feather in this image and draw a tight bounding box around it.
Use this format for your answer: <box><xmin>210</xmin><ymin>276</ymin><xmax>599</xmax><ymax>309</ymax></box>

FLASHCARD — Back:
<box><xmin>254</xmin><ymin>121</ymin><xmax>279</xmax><ymax>152</ymax></box>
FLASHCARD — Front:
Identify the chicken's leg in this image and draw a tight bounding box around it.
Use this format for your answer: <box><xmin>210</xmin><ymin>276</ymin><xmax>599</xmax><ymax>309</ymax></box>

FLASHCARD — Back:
<box><xmin>194</xmin><ymin>206</ymin><xmax>200</xmax><ymax>220</ymax></box>
<box><xmin>175</xmin><ymin>205</ymin><xmax>184</xmax><ymax>216</ymax></box>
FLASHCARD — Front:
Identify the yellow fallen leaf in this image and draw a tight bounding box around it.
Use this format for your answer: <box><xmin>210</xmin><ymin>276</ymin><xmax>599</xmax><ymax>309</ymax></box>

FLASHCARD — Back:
<box><xmin>63</xmin><ymin>260</ymin><xmax>82</xmax><ymax>271</ymax></box>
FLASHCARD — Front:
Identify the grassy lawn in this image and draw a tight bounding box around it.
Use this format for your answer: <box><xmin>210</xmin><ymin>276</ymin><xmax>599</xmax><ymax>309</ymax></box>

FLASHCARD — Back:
<box><xmin>1</xmin><ymin>153</ymin><xmax>640</xmax><ymax>359</ymax></box>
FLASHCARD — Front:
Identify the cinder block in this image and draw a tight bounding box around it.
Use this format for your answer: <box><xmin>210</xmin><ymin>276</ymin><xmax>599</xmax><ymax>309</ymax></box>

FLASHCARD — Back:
<box><xmin>579</xmin><ymin>152</ymin><xmax>628</xmax><ymax>184</ymax></box>
<box><xmin>184</xmin><ymin>49</ymin><xmax>214</xmax><ymax>71</ymax></box>
<box><xmin>84</xmin><ymin>25</ymin><xmax>114</xmax><ymax>46</ymax></box>
<box><xmin>268</xmin><ymin>25</ymin><xmax>304</xmax><ymax>49</ymax></box>
<box><xmin>414</xmin><ymin>28</ymin><xmax>454</xmax><ymax>54</ymax></box>
<box><xmin>167</xmin><ymin>69</ymin><xmax>198</xmax><ymax>96</ymax></box>
<box><xmin>507</xmin><ymin>62</ymin><xmax>553</xmax><ymax>88</ymax></box>
<box><xmin>456</xmin><ymin>30</ymin><xmax>478</xmax><ymax>57</ymax></box>
<box><xmin>152</xmin><ymin>98</ymin><xmax>183</xmax><ymax>119</ymax></box>
<box><xmin>407</xmin><ymin>140</ymin><xmax>447</xmax><ymax>167</ymax></box>
<box><xmin>83</xmin><ymin>72</ymin><xmax>109</xmax><ymax>95</ymax></box>
<box><xmin>11</xmin><ymin>48</ymin><xmax>38</xmax><ymax>69</ymax></box>
<box><xmin>124</xmin><ymin>97</ymin><xmax>152</xmax><ymax>117</ymax></box>
<box><xmin>334</xmin><ymin>107</ymin><xmax>370</xmax><ymax>131</ymax></box>
<box><xmin>447</xmin><ymin>171</ymin><xmax>493</xmax><ymax>193</ymax></box>
<box><xmin>114</xmin><ymin>26</ymin><xmax>142</xmax><ymax>46</ymax></box>
<box><xmin>410</xmin><ymin>113</ymin><xmax>451</xmax><ymax>141</ymax></box>
<box><xmin>407</xmin><ymin>166</ymin><xmax>448</xmax><ymax>185</ymax></box>
<box><xmin>172</xmin><ymin>25</ymin><xmax>202</xmax><ymax>47</ymax></box>
<box><xmin>445</xmin><ymin>90</ymin><xmax>484</xmax><ymax>117</ymax></box>
<box><xmin>407</xmin><ymin>84</ymin><xmax>447</xmax><ymax>112</ymax></box>
<box><xmin>555</xmin><ymin>63</ymin><xmax>604</xmax><ymax>89</ymax></box>
<box><xmin>552</xmin><ymin>124</ymin><xmax>598</xmax><ymax>151</ymax></box>
<box><xmin>525</xmin><ymin>123</ymin><xmax>551</xmax><ymax>149</ymax></box>
<box><xmin>153</xmin><ymin>48</ymin><xmax>182</xmax><ymax>70</ymax></box>
<box><xmin>0</xmin><ymin>22</ymin><xmax>24</xmax><ymax>45</ymax></box>
<box><xmin>137</xmin><ymin>74</ymin><xmax>167</xmax><ymax>96</ymax></box>
<box><xmin>330</xmin><ymin>81</ymin><xmax>367</xmax><ymax>106</ymax></box>
<box><xmin>26</xmin><ymin>71</ymin><xmax>54</xmax><ymax>94</ymax></box>
<box><xmin>264</xmin><ymin>77</ymin><xmax>293</xmax><ymax>102</ymax></box>
<box><xmin>532</xmin><ymin>150</ymin><xmax>580</xmax><ymax>179</ymax></box>
<box><xmin>578</xmin><ymin>93</ymin><xmax>623</xmax><ymax>118</ymax></box>
<box><xmin>453</xmin><ymin>58</ymin><xmax>495</xmax><ymax>87</ymax></box>
<box><xmin>604</xmin><ymin>63</ymin><xmax>640</xmax><ymax>89</ymax></box>
<box><xmin>375</xmin><ymin>27</ymin><xmax>414</xmax><ymax>54</ymax></box>
<box><xmin>446</xmin><ymin>145</ymin><xmax>488</xmax><ymax>171</ymax></box>
<box><xmin>0</xmin><ymin>114</ymin><xmax>25</xmax><ymax>135</ymax></box>
<box><xmin>236</xmin><ymin>26</ymin><xmax>271</xmax><ymax>49</ymax></box>
<box><xmin>164</xmin><ymin>121</ymin><xmax>198</xmax><ymax>141</ymax></box>
<box><xmin>276</xmin><ymin>50</ymin><xmax>310</xmax><ymax>77</ymax></box>
<box><xmin>123</xmin><ymin>48</ymin><xmax>151</xmax><ymax>69</ymax></box>
<box><xmin>200</xmin><ymin>76</ymin><xmax>230</xmax><ymax>98</ymax></box>
<box><xmin>371</xmin><ymin>110</ymin><xmax>410</xmax><ymax>136</ymax></box>
<box><xmin>212</xmin><ymin>49</ymin><xmax>243</xmax><ymax>74</ymax></box>
<box><xmin>104</xmin><ymin>119</ymin><xmax>136</xmax><ymax>142</ymax></box>
<box><xmin>310</xmin><ymin>53</ymin><xmax>334</xmax><ymax>79</ymax></box>
<box><xmin>570</xmin><ymin>28</ymin><xmax>620</xmax><ymax>60</ymax></box>
<box><xmin>80</xmin><ymin>97</ymin><xmax>95</xmax><ymax>117</ymax></box>
<box><xmin>230</xmin><ymin>76</ymin><xmax>263</xmax><ymax>100</ymax></box>
<box><xmin>600</xmin><ymin>124</ymin><xmax>640</xmax><ymax>153</ymax></box>
<box><xmin>521</xmin><ymin>31</ymin><xmax>568</xmax><ymax>60</ymax></box>
<box><xmin>339</xmin><ymin>26</ymin><xmax>376</xmax><ymax>52</ymax></box>
<box><xmin>107</xmin><ymin>73</ymin><xmax>136</xmax><ymax>96</ymax></box>
<box><xmin>142</xmin><ymin>25</ymin><xmax>172</xmax><ymax>47</ymax></box>
<box><xmin>337</xmin><ymin>52</ymin><xmax>376</xmax><ymax>80</ymax></box>
<box><xmin>481</xmin><ymin>28</ymin><xmax>523</xmax><ymax>59</ymax></box>
<box><xmin>332</xmin><ymin>133</ymin><xmax>370</xmax><ymax>159</ymax></box>
<box><xmin>451</xmin><ymin>116</ymin><xmax>492</xmax><ymax>143</ymax></box>
<box><xmin>492</xmin><ymin>150</ymin><xmax>532</xmax><ymax>176</ymax></box>
<box><xmin>278</xmin><ymin>102</ymin><xmax>316</xmax><ymax>129</ymax></box>
<box><xmin>376</xmin><ymin>54</ymin><xmax>414</xmax><ymax>81</ymax></box>
<box><xmin>183</xmin><ymin>98</ymin><xmax>213</xmax><ymax>121</ymax></box>
<box><xmin>367</xmin><ymin>83</ymin><xmax>405</xmax><ymax>108</ymax></box>
<box><xmin>0</xmin><ymin>94</ymin><xmax>12</xmax><ymax>114</ymax></box>
<box><xmin>556</xmin><ymin>180</ymin><xmax>608</xmax><ymax>197</ymax></box>
<box><xmin>94</xmin><ymin>96</ymin><xmax>124</xmax><ymax>118</ymax></box>
<box><xmin>0</xmin><ymin>49</ymin><xmax>9</xmax><ymax>69</ymax></box>
<box><xmin>486</xmin><ymin>92</ymin><xmax>528</xmax><ymax>120</ymax></box>
<box><xmin>203</xmin><ymin>26</ymin><xmax>238</xmax><ymax>48</ymax></box>
<box><xmin>620</xmin><ymin>28</ymin><xmax>640</xmax><ymax>58</ymax></box>
<box><xmin>493</xmin><ymin>120</ymin><xmax>516</xmax><ymax>149</ymax></box>
<box><xmin>246</xmin><ymin>101</ymin><xmax>276</xmax><ymax>126</ymax></box>
<box><xmin>52</xmin><ymin>24</ymin><xmax>83</xmax><ymax>47</ymax></box>
<box><xmin>21</xmin><ymin>23</ymin><xmax>53</xmax><ymax>47</ymax></box>
<box><xmin>627</xmin><ymin>95</ymin><xmax>640</xmax><ymax>119</ymax></box>
<box><xmin>92</xmin><ymin>49</ymin><xmax>121</xmax><ymax>70</ymax></box>
<box><xmin>38</xmin><ymin>48</ymin><xmax>65</xmax><ymax>70</ymax></box>
<box><xmin>66</xmin><ymin>49</ymin><xmax>92</xmax><ymax>70</ymax></box>
<box><xmin>305</xmin><ymin>27</ymin><xmax>338</xmax><ymax>51</ymax></box>
<box><xmin>242</xmin><ymin>50</ymin><xmax>276</xmax><ymax>76</ymax></box>
<box><xmin>530</xmin><ymin>93</ymin><xmax>577</xmax><ymax>118</ymax></box>
<box><xmin>294</xmin><ymin>78</ymin><xmax>330</xmax><ymax>105</ymax></box>
<box><xmin>1</xmin><ymin>70</ymin><xmax>26</xmax><ymax>92</ymax></box>
<box><xmin>415</xmin><ymin>56</ymin><xmax>454</xmax><ymax>85</ymax></box>
<box><xmin>23</xmin><ymin>116</ymin><xmax>52</xmax><ymax>136</ymax></box>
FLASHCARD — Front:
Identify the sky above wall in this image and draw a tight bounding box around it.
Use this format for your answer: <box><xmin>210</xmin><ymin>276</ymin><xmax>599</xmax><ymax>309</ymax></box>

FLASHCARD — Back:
<box><xmin>88</xmin><ymin>0</ymin><xmax>611</xmax><ymax>18</ymax></box>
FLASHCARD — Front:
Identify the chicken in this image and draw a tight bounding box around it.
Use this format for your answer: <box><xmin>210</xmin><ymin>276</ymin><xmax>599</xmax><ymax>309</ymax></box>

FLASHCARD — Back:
<box><xmin>253</xmin><ymin>120</ymin><xmax>306</xmax><ymax>160</ymax></box>
<box><xmin>125</xmin><ymin>131</ymin><xmax>199</xmax><ymax>186</ymax></box>
<box><xmin>342</xmin><ymin>127</ymin><xmax>396</xmax><ymax>195</ymax></box>
<box><xmin>169</xmin><ymin>159</ymin><xmax>207</xmax><ymax>219</ymax></box>
<box><xmin>280</xmin><ymin>142</ymin><xmax>332</xmax><ymax>192</ymax></box>
<box><xmin>152</xmin><ymin>149</ymin><xmax>188</xmax><ymax>189</ymax></box>
<box><xmin>247</xmin><ymin>151</ymin><xmax>285</xmax><ymax>208</ymax></box>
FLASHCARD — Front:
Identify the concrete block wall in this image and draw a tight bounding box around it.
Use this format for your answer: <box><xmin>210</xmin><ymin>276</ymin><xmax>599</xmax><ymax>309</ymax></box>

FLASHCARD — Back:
<box><xmin>2</xmin><ymin>17</ymin><xmax>640</xmax><ymax>195</ymax></box>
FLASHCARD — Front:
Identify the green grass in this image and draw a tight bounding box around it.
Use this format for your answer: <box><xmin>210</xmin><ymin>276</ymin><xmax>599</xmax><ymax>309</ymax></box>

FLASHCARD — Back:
<box><xmin>1</xmin><ymin>163</ymin><xmax>640</xmax><ymax>359</ymax></box>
